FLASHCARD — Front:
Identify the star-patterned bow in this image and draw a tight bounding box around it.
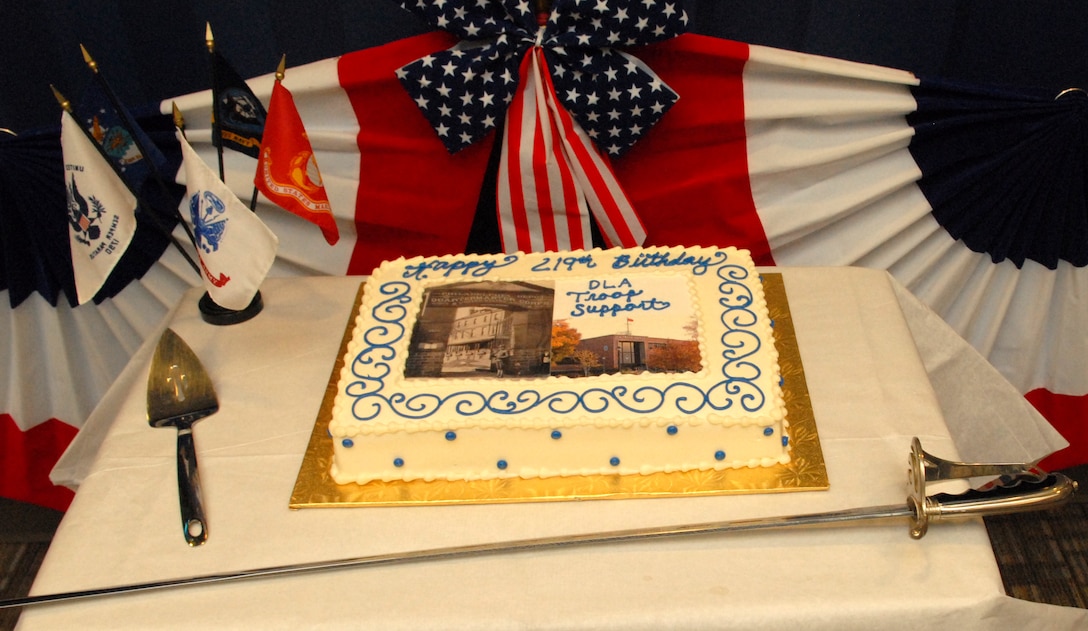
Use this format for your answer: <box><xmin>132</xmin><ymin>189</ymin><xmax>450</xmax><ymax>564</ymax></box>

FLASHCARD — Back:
<box><xmin>396</xmin><ymin>0</ymin><xmax>687</xmax><ymax>252</ymax></box>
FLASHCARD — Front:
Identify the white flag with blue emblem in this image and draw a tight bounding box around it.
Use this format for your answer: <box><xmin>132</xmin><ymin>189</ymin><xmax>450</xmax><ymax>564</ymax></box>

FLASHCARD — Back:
<box><xmin>176</xmin><ymin>130</ymin><xmax>279</xmax><ymax>310</ymax></box>
<box><xmin>61</xmin><ymin>109</ymin><xmax>138</xmax><ymax>305</ymax></box>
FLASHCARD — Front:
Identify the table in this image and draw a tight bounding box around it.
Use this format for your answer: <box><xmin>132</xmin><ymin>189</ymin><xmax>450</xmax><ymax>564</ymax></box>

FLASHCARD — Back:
<box><xmin>22</xmin><ymin>269</ymin><xmax>1083</xmax><ymax>629</ymax></box>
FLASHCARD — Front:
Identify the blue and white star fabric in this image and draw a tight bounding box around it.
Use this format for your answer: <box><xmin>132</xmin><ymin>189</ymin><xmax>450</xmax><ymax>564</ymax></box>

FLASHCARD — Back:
<box><xmin>395</xmin><ymin>0</ymin><xmax>687</xmax><ymax>156</ymax></box>
<box><xmin>394</xmin><ymin>0</ymin><xmax>688</xmax><ymax>253</ymax></box>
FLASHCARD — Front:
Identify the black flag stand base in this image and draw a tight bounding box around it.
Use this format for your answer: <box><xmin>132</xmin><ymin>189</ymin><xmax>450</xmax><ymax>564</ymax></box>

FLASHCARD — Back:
<box><xmin>198</xmin><ymin>290</ymin><xmax>263</xmax><ymax>326</ymax></box>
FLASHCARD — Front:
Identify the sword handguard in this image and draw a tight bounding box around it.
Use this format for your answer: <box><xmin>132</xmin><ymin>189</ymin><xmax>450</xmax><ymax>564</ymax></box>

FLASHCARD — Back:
<box><xmin>907</xmin><ymin>437</ymin><xmax>1077</xmax><ymax>538</ymax></box>
<box><xmin>911</xmin><ymin>436</ymin><xmax>1044</xmax><ymax>482</ymax></box>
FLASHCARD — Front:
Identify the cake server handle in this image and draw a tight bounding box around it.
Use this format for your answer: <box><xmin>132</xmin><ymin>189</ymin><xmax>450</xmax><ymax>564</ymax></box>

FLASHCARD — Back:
<box><xmin>176</xmin><ymin>425</ymin><xmax>208</xmax><ymax>546</ymax></box>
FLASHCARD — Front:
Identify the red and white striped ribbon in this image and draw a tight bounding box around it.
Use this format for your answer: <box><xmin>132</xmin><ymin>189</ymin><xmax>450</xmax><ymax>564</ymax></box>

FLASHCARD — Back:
<box><xmin>496</xmin><ymin>46</ymin><xmax>646</xmax><ymax>253</ymax></box>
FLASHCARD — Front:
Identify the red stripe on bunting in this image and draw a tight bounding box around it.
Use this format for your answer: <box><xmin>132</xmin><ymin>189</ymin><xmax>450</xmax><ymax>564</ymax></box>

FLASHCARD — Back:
<box><xmin>338</xmin><ymin>32</ymin><xmax>772</xmax><ymax>269</ymax></box>
<box><xmin>499</xmin><ymin>50</ymin><xmax>534</xmax><ymax>252</ymax></box>
<box><xmin>551</xmin><ymin>106</ymin><xmax>634</xmax><ymax>247</ymax></box>
<box><xmin>530</xmin><ymin>73</ymin><xmax>558</xmax><ymax>250</ymax></box>
<box><xmin>501</xmin><ymin>46</ymin><xmax>597</xmax><ymax>253</ymax></box>
<box><xmin>338</xmin><ymin>31</ymin><xmax>494</xmax><ymax>275</ymax></box>
<box><xmin>536</xmin><ymin>50</ymin><xmax>589</xmax><ymax>251</ymax></box>
<box><xmin>556</xmin><ymin>143</ymin><xmax>586</xmax><ymax>249</ymax></box>
<box><xmin>536</xmin><ymin>58</ymin><xmax>586</xmax><ymax>251</ymax></box>
<box><xmin>614</xmin><ymin>35</ymin><xmax>775</xmax><ymax>265</ymax></box>
<box><xmin>537</xmin><ymin>49</ymin><xmax>644</xmax><ymax>248</ymax></box>
<box><xmin>0</xmin><ymin>414</ymin><xmax>77</xmax><ymax>512</ymax></box>
<box><xmin>1028</xmin><ymin>390</ymin><xmax>1088</xmax><ymax>471</ymax></box>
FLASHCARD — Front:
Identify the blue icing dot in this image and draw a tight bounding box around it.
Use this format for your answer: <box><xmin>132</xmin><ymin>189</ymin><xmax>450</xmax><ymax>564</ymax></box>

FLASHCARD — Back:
<box><xmin>341</xmin><ymin>438</ymin><xmax>354</xmax><ymax>448</ymax></box>
<box><xmin>763</xmin><ymin>427</ymin><xmax>774</xmax><ymax>437</ymax></box>
<box><xmin>782</xmin><ymin>436</ymin><xmax>790</xmax><ymax>447</ymax></box>
<box><xmin>609</xmin><ymin>456</ymin><xmax>621</xmax><ymax>467</ymax></box>
<box><xmin>779</xmin><ymin>375</ymin><xmax>785</xmax><ymax>387</ymax></box>
<box><xmin>714</xmin><ymin>450</ymin><xmax>726</xmax><ymax>461</ymax></box>
<box><xmin>445</xmin><ymin>431</ymin><xmax>457</xmax><ymax>441</ymax></box>
<box><xmin>497</xmin><ymin>459</ymin><xmax>508</xmax><ymax>470</ymax></box>
<box><xmin>551</xmin><ymin>430</ymin><xmax>563</xmax><ymax>440</ymax></box>
<box><xmin>393</xmin><ymin>457</ymin><xmax>404</xmax><ymax>468</ymax></box>
<box><xmin>770</xmin><ymin>319</ymin><xmax>775</xmax><ymax>328</ymax></box>
<box><xmin>666</xmin><ymin>425</ymin><xmax>678</xmax><ymax>435</ymax></box>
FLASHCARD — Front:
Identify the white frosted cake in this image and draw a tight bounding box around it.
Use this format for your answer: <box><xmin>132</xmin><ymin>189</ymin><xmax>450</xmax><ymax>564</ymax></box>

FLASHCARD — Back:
<box><xmin>328</xmin><ymin>246</ymin><xmax>790</xmax><ymax>485</ymax></box>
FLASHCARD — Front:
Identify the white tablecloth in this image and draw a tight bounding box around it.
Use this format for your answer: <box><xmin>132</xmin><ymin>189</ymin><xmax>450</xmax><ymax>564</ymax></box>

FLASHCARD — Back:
<box><xmin>22</xmin><ymin>269</ymin><xmax>1083</xmax><ymax>630</ymax></box>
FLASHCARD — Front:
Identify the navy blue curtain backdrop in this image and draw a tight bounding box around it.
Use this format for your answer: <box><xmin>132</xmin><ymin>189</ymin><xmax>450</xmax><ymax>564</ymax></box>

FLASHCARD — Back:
<box><xmin>4</xmin><ymin>1</ymin><xmax>1087</xmax><ymax>136</ymax></box>
<box><xmin>2</xmin><ymin>0</ymin><xmax>1088</xmax><ymax>306</ymax></box>
<box><xmin>908</xmin><ymin>80</ymin><xmax>1088</xmax><ymax>269</ymax></box>
<box><xmin>0</xmin><ymin>108</ymin><xmax>184</xmax><ymax>307</ymax></box>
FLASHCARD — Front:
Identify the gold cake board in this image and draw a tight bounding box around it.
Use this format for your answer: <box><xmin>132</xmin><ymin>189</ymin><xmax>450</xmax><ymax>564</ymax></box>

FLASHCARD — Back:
<box><xmin>290</xmin><ymin>273</ymin><xmax>827</xmax><ymax>508</ymax></box>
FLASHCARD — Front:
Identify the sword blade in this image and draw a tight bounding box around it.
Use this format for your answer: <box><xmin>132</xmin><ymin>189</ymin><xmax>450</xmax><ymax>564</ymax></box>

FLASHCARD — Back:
<box><xmin>1</xmin><ymin>503</ymin><xmax>912</xmax><ymax>609</ymax></box>
<box><xmin>8</xmin><ymin>442</ymin><xmax>1074</xmax><ymax>611</ymax></box>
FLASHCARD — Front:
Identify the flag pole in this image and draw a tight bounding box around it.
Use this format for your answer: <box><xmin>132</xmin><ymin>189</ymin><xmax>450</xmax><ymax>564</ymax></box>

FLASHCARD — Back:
<box><xmin>52</xmin><ymin>85</ymin><xmax>201</xmax><ymax>278</ymax></box>
<box><xmin>205</xmin><ymin>23</ymin><xmax>262</xmax><ymax>210</ymax></box>
<box><xmin>205</xmin><ymin>23</ymin><xmax>226</xmax><ymax>182</ymax></box>
<box><xmin>173</xmin><ymin>102</ymin><xmax>265</xmax><ymax>326</ymax></box>
<box><xmin>246</xmin><ymin>51</ymin><xmax>278</xmax><ymax>212</ymax></box>
<box><xmin>274</xmin><ymin>54</ymin><xmax>286</xmax><ymax>84</ymax></box>
<box><xmin>78</xmin><ymin>44</ymin><xmax>200</xmax><ymax>250</ymax></box>
<box><xmin>249</xmin><ymin>54</ymin><xmax>288</xmax><ymax>212</ymax></box>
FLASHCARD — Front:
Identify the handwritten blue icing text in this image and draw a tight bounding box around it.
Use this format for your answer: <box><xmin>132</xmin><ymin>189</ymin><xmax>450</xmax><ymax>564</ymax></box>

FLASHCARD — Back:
<box><xmin>566</xmin><ymin>278</ymin><xmax>671</xmax><ymax>318</ymax></box>
<box><xmin>402</xmin><ymin>255</ymin><xmax>518</xmax><ymax>280</ymax></box>
<box><xmin>611</xmin><ymin>250</ymin><xmax>725</xmax><ymax>275</ymax></box>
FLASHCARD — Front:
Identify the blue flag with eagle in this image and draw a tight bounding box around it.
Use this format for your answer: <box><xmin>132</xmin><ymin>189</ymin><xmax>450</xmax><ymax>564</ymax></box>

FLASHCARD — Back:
<box><xmin>74</xmin><ymin>79</ymin><xmax>168</xmax><ymax>194</ymax></box>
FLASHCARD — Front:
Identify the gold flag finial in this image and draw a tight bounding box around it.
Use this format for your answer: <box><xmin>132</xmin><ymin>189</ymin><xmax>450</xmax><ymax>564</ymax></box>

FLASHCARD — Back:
<box><xmin>205</xmin><ymin>22</ymin><xmax>215</xmax><ymax>53</ymax></box>
<box><xmin>275</xmin><ymin>54</ymin><xmax>286</xmax><ymax>82</ymax></box>
<box><xmin>79</xmin><ymin>43</ymin><xmax>99</xmax><ymax>73</ymax></box>
<box><xmin>50</xmin><ymin>85</ymin><xmax>72</xmax><ymax>112</ymax></box>
<box><xmin>172</xmin><ymin>102</ymin><xmax>186</xmax><ymax>131</ymax></box>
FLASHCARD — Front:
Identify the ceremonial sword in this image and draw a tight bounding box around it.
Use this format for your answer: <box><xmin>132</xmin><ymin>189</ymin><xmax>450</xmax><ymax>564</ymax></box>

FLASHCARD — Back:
<box><xmin>1</xmin><ymin>438</ymin><xmax>1075</xmax><ymax>610</ymax></box>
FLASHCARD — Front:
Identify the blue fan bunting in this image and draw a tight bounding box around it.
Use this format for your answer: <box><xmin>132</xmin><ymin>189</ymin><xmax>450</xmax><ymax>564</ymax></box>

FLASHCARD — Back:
<box><xmin>0</xmin><ymin>108</ymin><xmax>184</xmax><ymax>308</ymax></box>
<box><xmin>909</xmin><ymin>78</ymin><xmax>1088</xmax><ymax>269</ymax></box>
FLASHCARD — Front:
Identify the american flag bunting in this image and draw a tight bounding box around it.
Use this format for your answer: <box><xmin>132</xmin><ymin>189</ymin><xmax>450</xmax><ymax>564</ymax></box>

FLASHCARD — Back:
<box><xmin>395</xmin><ymin>0</ymin><xmax>687</xmax><ymax>251</ymax></box>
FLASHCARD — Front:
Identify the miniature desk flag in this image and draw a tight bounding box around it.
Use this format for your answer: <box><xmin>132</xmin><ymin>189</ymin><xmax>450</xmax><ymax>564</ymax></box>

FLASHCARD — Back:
<box><xmin>176</xmin><ymin>131</ymin><xmax>279</xmax><ymax>310</ymax></box>
<box><xmin>208</xmin><ymin>27</ymin><xmax>266</xmax><ymax>159</ymax></box>
<box><xmin>255</xmin><ymin>57</ymin><xmax>339</xmax><ymax>244</ymax></box>
<box><xmin>60</xmin><ymin>109</ymin><xmax>138</xmax><ymax>305</ymax></box>
<box><xmin>74</xmin><ymin>60</ymin><xmax>168</xmax><ymax>193</ymax></box>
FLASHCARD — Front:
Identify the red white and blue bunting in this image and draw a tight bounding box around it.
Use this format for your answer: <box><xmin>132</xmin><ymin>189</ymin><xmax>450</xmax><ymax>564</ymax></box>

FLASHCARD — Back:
<box><xmin>395</xmin><ymin>0</ymin><xmax>686</xmax><ymax>251</ymax></box>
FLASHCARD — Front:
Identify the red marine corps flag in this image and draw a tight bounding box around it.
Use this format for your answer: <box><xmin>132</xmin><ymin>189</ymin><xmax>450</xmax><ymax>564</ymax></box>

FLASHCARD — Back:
<box><xmin>255</xmin><ymin>56</ymin><xmax>339</xmax><ymax>245</ymax></box>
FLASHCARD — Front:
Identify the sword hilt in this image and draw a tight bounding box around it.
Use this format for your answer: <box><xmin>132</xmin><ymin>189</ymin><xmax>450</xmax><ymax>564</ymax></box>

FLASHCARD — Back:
<box><xmin>911</xmin><ymin>436</ymin><xmax>1044</xmax><ymax>482</ymax></box>
<box><xmin>907</xmin><ymin>437</ymin><xmax>1077</xmax><ymax>538</ymax></box>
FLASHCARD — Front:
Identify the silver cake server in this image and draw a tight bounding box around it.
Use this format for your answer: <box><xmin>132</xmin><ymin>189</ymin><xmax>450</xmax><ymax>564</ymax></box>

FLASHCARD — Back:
<box><xmin>146</xmin><ymin>328</ymin><xmax>219</xmax><ymax>546</ymax></box>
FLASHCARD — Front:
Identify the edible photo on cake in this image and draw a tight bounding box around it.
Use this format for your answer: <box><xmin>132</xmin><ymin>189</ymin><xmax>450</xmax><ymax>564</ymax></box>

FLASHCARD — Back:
<box><xmin>405</xmin><ymin>281</ymin><xmax>556</xmax><ymax>379</ymax></box>
<box><xmin>551</xmin><ymin>275</ymin><xmax>700</xmax><ymax>377</ymax></box>
<box><xmin>403</xmin><ymin>275</ymin><xmax>701</xmax><ymax>380</ymax></box>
